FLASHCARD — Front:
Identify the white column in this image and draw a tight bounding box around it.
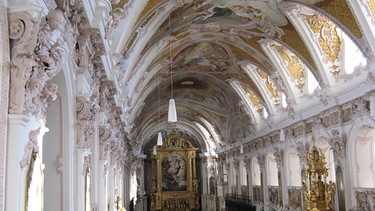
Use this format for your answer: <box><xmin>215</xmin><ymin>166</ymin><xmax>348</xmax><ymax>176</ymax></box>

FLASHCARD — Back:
<box><xmin>91</xmin><ymin>125</ymin><xmax>100</xmax><ymax>208</ymax></box>
<box><xmin>108</xmin><ymin>165</ymin><xmax>115</xmax><ymax>211</ymax></box>
<box><xmin>199</xmin><ymin>153</ymin><xmax>208</xmax><ymax>194</ymax></box>
<box><xmin>5</xmin><ymin>114</ymin><xmax>38</xmax><ymax>211</ymax></box>
<box><xmin>123</xmin><ymin>168</ymin><xmax>131</xmax><ymax>209</ymax></box>
<box><xmin>98</xmin><ymin>160</ymin><xmax>108</xmax><ymax>211</ymax></box>
<box><xmin>76</xmin><ymin>149</ymin><xmax>90</xmax><ymax>211</ymax></box>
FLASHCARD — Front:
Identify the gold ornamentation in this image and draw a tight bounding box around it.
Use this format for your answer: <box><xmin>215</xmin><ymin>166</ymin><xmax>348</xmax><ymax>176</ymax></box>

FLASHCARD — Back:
<box><xmin>273</xmin><ymin>44</ymin><xmax>305</xmax><ymax>93</ymax></box>
<box><xmin>317</xmin><ymin>0</ymin><xmax>362</xmax><ymax>38</ymax></box>
<box><xmin>151</xmin><ymin>132</ymin><xmax>199</xmax><ymax>210</ymax></box>
<box><xmin>367</xmin><ymin>0</ymin><xmax>375</xmax><ymax>20</ymax></box>
<box><xmin>242</xmin><ymin>86</ymin><xmax>262</xmax><ymax>114</ymax></box>
<box><xmin>303</xmin><ymin>145</ymin><xmax>336</xmax><ymax>211</ymax></box>
<box><xmin>255</xmin><ymin>68</ymin><xmax>279</xmax><ymax>107</ymax></box>
<box><xmin>305</xmin><ymin>14</ymin><xmax>341</xmax><ymax>75</ymax></box>
<box><xmin>280</xmin><ymin>23</ymin><xmax>318</xmax><ymax>71</ymax></box>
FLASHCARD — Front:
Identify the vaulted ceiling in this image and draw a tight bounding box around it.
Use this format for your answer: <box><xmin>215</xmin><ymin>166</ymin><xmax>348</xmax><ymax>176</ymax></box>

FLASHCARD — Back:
<box><xmin>106</xmin><ymin>0</ymin><xmax>370</xmax><ymax>155</ymax></box>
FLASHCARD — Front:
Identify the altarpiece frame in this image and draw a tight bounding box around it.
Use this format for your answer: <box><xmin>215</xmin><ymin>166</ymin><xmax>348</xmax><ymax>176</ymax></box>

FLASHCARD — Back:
<box><xmin>150</xmin><ymin>132</ymin><xmax>199</xmax><ymax>210</ymax></box>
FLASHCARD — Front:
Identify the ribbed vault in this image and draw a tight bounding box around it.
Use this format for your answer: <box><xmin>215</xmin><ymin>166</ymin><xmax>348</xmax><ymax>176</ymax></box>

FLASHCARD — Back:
<box><xmin>108</xmin><ymin>0</ymin><xmax>369</xmax><ymax>156</ymax></box>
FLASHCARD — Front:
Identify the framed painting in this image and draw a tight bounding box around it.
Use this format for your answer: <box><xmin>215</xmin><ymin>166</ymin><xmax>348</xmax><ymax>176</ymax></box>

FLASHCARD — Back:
<box><xmin>161</xmin><ymin>153</ymin><xmax>187</xmax><ymax>191</ymax></box>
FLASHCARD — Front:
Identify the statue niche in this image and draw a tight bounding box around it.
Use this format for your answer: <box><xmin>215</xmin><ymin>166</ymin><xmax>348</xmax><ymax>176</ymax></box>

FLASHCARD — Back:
<box><xmin>150</xmin><ymin>132</ymin><xmax>199</xmax><ymax>211</ymax></box>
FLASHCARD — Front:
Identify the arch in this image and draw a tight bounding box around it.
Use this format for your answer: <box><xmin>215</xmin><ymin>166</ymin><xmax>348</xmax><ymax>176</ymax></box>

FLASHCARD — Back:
<box><xmin>44</xmin><ymin>67</ymin><xmax>75</xmax><ymax>210</ymax></box>
<box><xmin>351</xmin><ymin>124</ymin><xmax>375</xmax><ymax>188</ymax></box>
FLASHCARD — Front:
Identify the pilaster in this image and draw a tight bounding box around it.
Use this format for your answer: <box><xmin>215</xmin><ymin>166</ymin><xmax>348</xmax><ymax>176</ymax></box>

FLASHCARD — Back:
<box><xmin>5</xmin><ymin>114</ymin><xmax>37</xmax><ymax>211</ymax></box>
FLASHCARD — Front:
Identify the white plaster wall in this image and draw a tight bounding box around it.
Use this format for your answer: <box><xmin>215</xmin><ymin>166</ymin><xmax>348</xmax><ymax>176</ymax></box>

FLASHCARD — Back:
<box><xmin>44</xmin><ymin>94</ymin><xmax>62</xmax><ymax>210</ymax></box>
<box><xmin>267</xmin><ymin>153</ymin><xmax>278</xmax><ymax>186</ymax></box>
<box><xmin>240</xmin><ymin>160</ymin><xmax>247</xmax><ymax>185</ymax></box>
<box><xmin>353</xmin><ymin>125</ymin><xmax>375</xmax><ymax>188</ymax></box>
<box><xmin>286</xmin><ymin>147</ymin><xmax>301</xmax><ymax>187</ymax></box>
<box><xmin>252</xmin><ymin>157</ymin><xmax>261</xmax><ymax>186</ymax></box>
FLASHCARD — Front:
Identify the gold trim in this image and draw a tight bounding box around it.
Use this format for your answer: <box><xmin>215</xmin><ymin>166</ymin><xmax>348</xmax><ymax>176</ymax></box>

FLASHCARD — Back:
<box><xmin>151</xmin><ymin>132</ymin><xmax>199</xmax><ymax>210</ymax></box>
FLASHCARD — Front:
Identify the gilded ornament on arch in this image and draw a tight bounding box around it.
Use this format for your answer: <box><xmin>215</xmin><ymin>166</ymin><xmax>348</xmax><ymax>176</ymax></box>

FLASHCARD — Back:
<box><xmin>367</xmin><ymin>0</ymin><xmax>375</xmax><ymax>19</ymax></box>
<box><xmin>273</xmin><ymin>44</ymin><xmax>305</xmax><ymax>93</ymax></box>
<box><xmin>304</xmin><ymin>14</ymin><xmax>341</xmax><ymax>75</ymax></box>
<box><xmin>256</xmin><ymin>68</ymin><xmax>279</xmax><ymax>107</ymax></box>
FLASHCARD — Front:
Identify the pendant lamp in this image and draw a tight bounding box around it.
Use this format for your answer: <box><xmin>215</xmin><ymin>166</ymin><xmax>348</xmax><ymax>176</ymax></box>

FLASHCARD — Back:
<box><xmin>153</xmin><ymin>145</ymin><xmax>157</xmax><ymax>155</ymax></box>
<box><xmin>157</xmin><ymin>132</ymin><xmax>163</xmax><ymax>145</ymax></box>
<box><xmin>280</xmin><ymin>128</ymin><xmax>285</xmax><ymax>141</ymax></box>
<box><xmin>168</xmin><ymin>99</ymin><xmax>177</xmax><ymax>122</ymax></box>
<box><xmin>240</xmin><ymin>144</ymin><xmax>244</xmax><ymax>154</ymax></box>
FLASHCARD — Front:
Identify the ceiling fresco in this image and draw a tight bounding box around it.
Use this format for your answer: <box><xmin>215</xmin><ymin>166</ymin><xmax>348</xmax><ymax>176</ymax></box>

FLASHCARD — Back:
<box><xmin>109</xmin><ymin>0</ymin><xmax>370</xmax><ymax>155</ymax></box>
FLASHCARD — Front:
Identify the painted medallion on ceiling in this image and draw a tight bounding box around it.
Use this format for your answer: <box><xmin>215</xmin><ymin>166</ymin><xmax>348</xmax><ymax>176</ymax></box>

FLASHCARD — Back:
<box><xmin>173</xmin><ymin>42</ymin><xmax>232</xmax><ymax>72</ymax></box>
<box><xmin>195</xmin><ymin>0</ymin><xmax>288</xmax><ymax>26</ymax></box>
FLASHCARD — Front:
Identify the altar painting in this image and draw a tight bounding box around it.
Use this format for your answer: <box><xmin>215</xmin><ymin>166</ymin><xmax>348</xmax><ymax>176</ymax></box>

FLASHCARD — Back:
<box><xmin>162</xmin><ymin>154</ymin><xmax>187</xmax><ymax>191</ymax></box>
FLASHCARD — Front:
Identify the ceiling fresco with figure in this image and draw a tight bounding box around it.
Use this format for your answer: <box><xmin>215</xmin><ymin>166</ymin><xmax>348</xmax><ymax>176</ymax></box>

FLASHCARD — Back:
<box><xmin>108</xmin><ymin>0</ymin><xmax>370</xmax><ymax>155</ymax></box>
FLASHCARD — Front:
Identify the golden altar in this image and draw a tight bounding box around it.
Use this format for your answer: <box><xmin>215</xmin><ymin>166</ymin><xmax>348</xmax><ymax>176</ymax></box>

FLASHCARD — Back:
<box><xmin>150</xmin><ymin>132</ymin><xmax>199</xmax><ymax>211</ymax></box>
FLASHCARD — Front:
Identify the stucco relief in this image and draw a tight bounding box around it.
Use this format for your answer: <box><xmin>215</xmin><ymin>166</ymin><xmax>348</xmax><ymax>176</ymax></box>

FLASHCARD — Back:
<box><xmin>8</xmin><ymin>12</ymin><xmax>39</xmax><ymax>114</ymax></box>
<box><xmin>20</xmin><ymin>128</ymin><xmax>40</xmax><ymax>168</ymax></box>
<box><xmin>296</xmin><ymin>141</ymin><xmax>309</xmax><ymax>168</ymax></box>
<box><xmin>99</xmin><ymin>125</ymin><xmax>111</xmax><ymax>160</ymax></box>
<box><xmin>256</xmin><ymin>153</ymin><xmax>265</xmax><ymax>172</ymax></box>
<box><xmin>9</xmin><ymin>8</ymin><xmax>77</xmax><ymax>119</ymax></box>
<box><xmin>76</xmin><ymin>97</ymin><xmax>96</xmax><ymax>148</ymax></box>
<box><xmin>328</xmin><ymin>129</ymin><xmax>346</xmax><ymax>159</ymax></box>
<box><xmin>273</xmin><ymin>147</ymin><xmax>284</xmax><ymax>170</ymax></box>
<box><xmin>243</xmin><ymin>156</ymin><xmax>251</xmax><ymax>171</ymax></box>
<box><xmin>105</xmin><ymin>7</ymin><xmax>128</xmax><ymax>39</ymax></box>
<box><xmin>233</xmin><ymin>158</ymin><xmax>239</xmax><ymax>171</ymax></box>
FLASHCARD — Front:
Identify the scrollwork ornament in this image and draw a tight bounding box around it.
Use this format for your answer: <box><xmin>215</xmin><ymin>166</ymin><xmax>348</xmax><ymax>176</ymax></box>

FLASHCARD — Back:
<box><xmin>9</xmin><ymin>19</ymin><xmax>25</xmax><ymax>39</ymax></box>
<box><xmin>9</xmin><ymin>12</ymin><xmax>39</xmax><ymax>114</ymax></box>
<box><xmin>243</xmin><ymin>156</ymin><xmax>251</xmax><ymax>170</ymax></box>
<box><xmin>296</xmin><ymin>141</ymin><xmax>309</xmax><ymax>167</ymax></box>
<box><xmin>273</xmin><ymin>148</ymin><xmax>284</xmax><ymax>170</ymax></box>
<box><xmin>256</xmin><ymin>153</ymin><xmax>265</xmax><ymax>172</ymax></box>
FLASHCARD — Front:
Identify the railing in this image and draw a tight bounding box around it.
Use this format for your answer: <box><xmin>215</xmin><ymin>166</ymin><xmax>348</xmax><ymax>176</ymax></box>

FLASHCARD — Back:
<box><xmin>225</xmin><ymin>194</ymin><xmax>256</xmax><ymax>211</ymax></box>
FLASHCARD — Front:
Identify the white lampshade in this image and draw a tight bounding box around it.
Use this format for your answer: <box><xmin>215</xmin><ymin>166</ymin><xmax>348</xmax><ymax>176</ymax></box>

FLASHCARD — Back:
<box><xmin>168</xmin><ymin>99</ymin><xmax>177</xmax><ymax>122</ymax></box>
<box><xmin>280</xmin><ymin>128</ymin><xmax>285</xmax><ymax>141</ymax></box>
<box><xmin>240</xmin><ymin>144</ymin><xmax>244</xmax><ymax>154</ymax></box>
<box><xmin>153</xmin><ymin>145</ymin><xmax>157</xmax><ymax>155</ymax></box>
<box><xmin>157</xmin><ymin>132</ymin><xmax>163</xmax><ymax>145</ymax></box>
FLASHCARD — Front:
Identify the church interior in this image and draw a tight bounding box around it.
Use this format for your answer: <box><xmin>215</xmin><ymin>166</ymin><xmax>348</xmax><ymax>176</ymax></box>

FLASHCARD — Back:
<box><xmin>2</xmin><ymin>0</ymin><xmax>375</xmax><ymax>210</ymax></box>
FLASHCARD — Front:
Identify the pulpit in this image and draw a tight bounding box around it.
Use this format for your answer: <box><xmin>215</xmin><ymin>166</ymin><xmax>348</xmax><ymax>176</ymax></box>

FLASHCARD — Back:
<box><xmin>150</xmin><ymin>132</ymin><xmax>199</xmax><ymax>211</ymax></box>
